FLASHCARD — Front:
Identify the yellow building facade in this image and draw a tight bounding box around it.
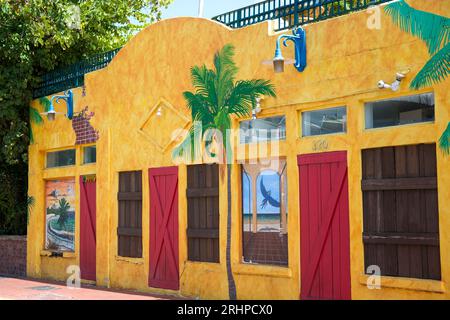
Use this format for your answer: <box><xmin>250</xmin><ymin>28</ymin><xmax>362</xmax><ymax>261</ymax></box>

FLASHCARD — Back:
<box><xmin>28</xmin><ymin>0</ymin><xmax>450</xmax><ymax>299</ymax></box>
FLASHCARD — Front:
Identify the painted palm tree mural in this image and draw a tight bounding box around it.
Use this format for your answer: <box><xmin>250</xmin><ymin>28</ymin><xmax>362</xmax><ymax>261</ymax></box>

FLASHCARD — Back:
<box><xmin>385</xmin><ymin>0</ymin><xmax>450</xmax><ymax>154</ymax></box>
<box><xmin>45</xmin><ymin>179</ymin><xmax>76</xmax><ymax>252</ymax></box>
<box><xmin>28</xmin><ymin>97</ymin><xmax>49</xmax><ymax>144</ymax></box>
<box><xmin>173</xmin><ymin>44</ymin><xmax>276</xmax><ymax>299</ymax></box>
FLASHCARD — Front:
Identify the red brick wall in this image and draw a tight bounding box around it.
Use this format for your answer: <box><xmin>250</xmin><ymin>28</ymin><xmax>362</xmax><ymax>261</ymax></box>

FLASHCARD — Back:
<box><xmin>72</xmin><ymin>107</ymin><xmax>99</xmax><ymax>145</ymax></box>
<box><xmin>0</xmin><ymin>236</ymin><xmax>26</xmax><ymax>277</ymax></box>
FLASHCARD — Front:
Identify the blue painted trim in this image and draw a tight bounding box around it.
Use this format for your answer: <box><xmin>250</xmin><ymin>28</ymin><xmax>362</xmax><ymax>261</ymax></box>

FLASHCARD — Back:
<box><xmin>50</xmin><ymin>90</ymin><xmax>74</xmax><ymax>120</ymax></box>
<box><xmin>275</xmin><ymin>27</ymin><xmax>307</xmax><ymax>73</ymax></box>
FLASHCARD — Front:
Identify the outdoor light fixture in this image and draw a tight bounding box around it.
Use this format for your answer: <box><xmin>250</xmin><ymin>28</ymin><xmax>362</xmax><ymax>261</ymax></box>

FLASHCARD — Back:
<box><xmin>252</xmin><ymin>97</ymin><xmax>262</xmax><ymax>120</ymax></box>
<box><xmin>156</xmin><ymin>107</ymin><xmax>162</xmax><ymax>117</ymax></box>
<box><xmin>41</xmin><ymin>90</ymin><xmax>74</xmax><ymax>121</ymax></box>
<box><xmin>378</xmin><ymin>70</ymin><xmax>410</xmax><ymax>91</ymax></box>
<box><xmin>272</xmin><ymin>27</ymin><xmax>307</xmax><ymax>73</ymax></box>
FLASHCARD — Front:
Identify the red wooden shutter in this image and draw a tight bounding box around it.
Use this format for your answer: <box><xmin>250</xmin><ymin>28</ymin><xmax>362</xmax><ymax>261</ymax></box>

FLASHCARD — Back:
<box><xmin>149</xmin><ymin>167</ymin><xmax>179</xmax><ymax>290</ymax></box>
<box><xmin>298</xmin><ymin>151</ymin><xmax>351</xmax><ymax>300</ymax></box>
<box><xmin>80</xmin><ymin>176</ymin><xmax>96</xmax><ymax>281</ymax></box>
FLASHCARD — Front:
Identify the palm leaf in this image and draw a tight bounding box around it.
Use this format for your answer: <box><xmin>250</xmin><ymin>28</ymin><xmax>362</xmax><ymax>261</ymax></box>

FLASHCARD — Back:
<box><xmin>27</xmin><ymin>196</ymin><xmax>35</xmax><ymax>225</ymax></box>
<box><xmin>39</xmin><ymin>97</ymin><xmax>51</xmax><ymax>112</ymax></box>
<box><xmin>410</xmin><ymin>42</ymin><xmax>450</xmax><ymax>89</ymax></box>
<box><xmin>385</xmin><ymin>0</ymin><xmax>450</xmax><ymax>55</ymax></box>
<box><xmin>226</xmin><ymin>79</ymin><xmax>276</xmax><ymax>117</ymax></box>
<box><xmin>213</xmin><ymin>44</ymin><xmax>238</xmax><ymax>78</ymax></box>
<box><xmin>29</xmin><ymin>106</ymin><xmax>43</xmax><ymax>144</ymax></box>
<box><xmin>439</xmin><ymin>122</ymin><xmax>450</xmax><ymax>156</ymax></box>
<box><xmin>214</xmin><ymin>44</ymin><xmax>238</xmax><ymax>109</ymax></box>
<box><xmin>30</xmin><ymin>106</ymin><xmax>43</xmax><ymax>125</ymax></box>
<box><xmin>190</xmin><ymin>65</ymin><xmax>218</xmax><ymax>108</ymax></box>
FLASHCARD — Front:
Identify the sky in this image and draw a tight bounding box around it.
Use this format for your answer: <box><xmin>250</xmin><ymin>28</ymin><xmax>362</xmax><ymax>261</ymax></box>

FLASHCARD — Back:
<box><xmin>161</xmin><ymin>0</ymin><xmax>261</xmax><ymax>19</ymax></box>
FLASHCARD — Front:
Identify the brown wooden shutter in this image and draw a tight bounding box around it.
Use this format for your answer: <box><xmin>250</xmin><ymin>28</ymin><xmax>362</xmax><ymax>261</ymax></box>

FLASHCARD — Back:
<box><xmin>362</xmin><ymin>144</ymin><xmax>441</xmax><ymax>280</ymax></box>
<box><xmin>118</xmin><ymin>171</ymin><xmax>143</xmax><ymax>258</ymax></box>
<box><xmin>187</xmin><ymin>164</ymin><xmax>219</xmax><ymax>263</ymax></box>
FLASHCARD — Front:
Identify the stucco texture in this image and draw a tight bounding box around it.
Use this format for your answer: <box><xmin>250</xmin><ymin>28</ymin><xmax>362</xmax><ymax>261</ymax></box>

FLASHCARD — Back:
<box><xmin>28</xmin><ymin>0</ymin><xmax>450</xmax><ymax>299</ymax></box>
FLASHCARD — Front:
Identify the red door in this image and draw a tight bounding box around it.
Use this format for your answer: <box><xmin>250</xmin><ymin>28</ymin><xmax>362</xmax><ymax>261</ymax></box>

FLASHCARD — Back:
<box><xmin>298</xmin><ymin>151</ymin><xmax>351</xmax><ymax>300</ymax></box>
<box><xmin>80</xmin><ymin>176</ymin><xmax>96</xmax><ymax>281</ymax></box>
<box><xmin>148</xmin><ymin>167</ymin><xmax>179</xmax><ymax>290</ymax></box>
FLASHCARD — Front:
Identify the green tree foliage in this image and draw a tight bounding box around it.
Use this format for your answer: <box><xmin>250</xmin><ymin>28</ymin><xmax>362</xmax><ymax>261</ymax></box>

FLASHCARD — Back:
<box><xmin>173</xmin><ymin>44</ymin><xmax>276</xmax><ymax>299</ymax></box>
<box><xmin>384</xmin><ymin>0</ymin><xmax>450</xmax><ymax>155</ymax></box>
<box><xmin>0</xmin><ymin>0</ymin><xmax>173</xmax><ymax>234</ymax></box>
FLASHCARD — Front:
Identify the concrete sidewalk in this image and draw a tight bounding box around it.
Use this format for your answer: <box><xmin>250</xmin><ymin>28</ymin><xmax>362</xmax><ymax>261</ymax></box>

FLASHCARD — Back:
<box><xmin>0</xmin><ymin>276</ymin><xmax>179</xmax><ymax>300</ymax></box>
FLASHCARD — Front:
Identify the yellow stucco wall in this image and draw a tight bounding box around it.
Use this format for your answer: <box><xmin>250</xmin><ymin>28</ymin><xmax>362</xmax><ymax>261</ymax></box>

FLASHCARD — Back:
<box><xmin>28</xmin><ymin>0</ymin><xmax>450</xmax><ymax>299</ymax></box>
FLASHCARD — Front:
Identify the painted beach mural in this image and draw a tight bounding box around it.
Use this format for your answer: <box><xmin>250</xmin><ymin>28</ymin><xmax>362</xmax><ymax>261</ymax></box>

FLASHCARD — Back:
<box><xmin>241</xmin><ymin>160</ymin><xmax>288</xmax><ymax>266</ymax></box>
<box><xmin>45</xmin><ymin>179</ymin><xmax>76</xmax><ymax>252</ymax></box>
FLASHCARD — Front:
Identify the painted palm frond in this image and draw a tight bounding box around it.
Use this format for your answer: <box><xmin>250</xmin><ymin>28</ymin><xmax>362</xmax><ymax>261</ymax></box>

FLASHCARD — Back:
<box><xmin>410</xmin><ymin>42</ymin><xmax>450</xmax><ymax>90</ymax></box>
<box><xmin>39</xmin><ymin>97</ymin><xmax>51</xmax><ymax>112</ymax></box>
<box><xmin>29</xmin><ymin>106</ymin><xmax>43</xmax><ymax>143</ymax></box>
<box><xmin>27</xmin><ymin>195</ymin><xmax>35</xmax><ymax>225</ymax></box>
<box><xmin>439</xmin><ymin>122</ymin><xmax>450</xmax><ymax>156</ymax></box>
<box><xmin>30</xmin><ymin>106</ymin><xmax>43</xmax><ymax>125</ymax></box>
<box><xmin>384</xmin><ymin>0</ymin><xmax>450</xmax><ymax>56</ymax></box>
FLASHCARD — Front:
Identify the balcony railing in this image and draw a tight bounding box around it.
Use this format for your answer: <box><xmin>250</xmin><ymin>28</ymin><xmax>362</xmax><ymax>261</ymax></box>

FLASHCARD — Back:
<box><xmin>212</xmin><ymin>0</ymin><xmax>392</xmax><ymax>31</ymax></box>
<box><xmin>33</xmin><ymin>48</ymin><xmax>121</xmax><ymax>98</ymax></box>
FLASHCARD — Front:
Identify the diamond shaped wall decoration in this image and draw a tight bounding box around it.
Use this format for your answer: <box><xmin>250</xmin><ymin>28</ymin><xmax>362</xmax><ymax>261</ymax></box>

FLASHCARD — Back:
<box><xmin>139</xmin><ymin>98</ymin><xmax>190</xmax><ymax>152</ymax></box>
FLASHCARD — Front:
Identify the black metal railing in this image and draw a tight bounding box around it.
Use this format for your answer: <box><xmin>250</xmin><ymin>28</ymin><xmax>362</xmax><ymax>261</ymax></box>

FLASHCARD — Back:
<box><xmin>212</xmin><ymin>0</ymin><xmax>392</xmax><ymax>31</ymax></box>
<box><xmin>33</xmin><ymin>48</ymin><xmax>121</xmax><ymax>98</ymax></box>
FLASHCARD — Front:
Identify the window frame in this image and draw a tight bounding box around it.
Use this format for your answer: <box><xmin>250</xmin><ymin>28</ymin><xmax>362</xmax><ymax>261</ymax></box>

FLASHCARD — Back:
<box><xmin>301</xmin><ymin>106</ymin><xmax>347</xmax><ymax>137</ymax></box>
<box><xmin>45</xmin><ymin>148</ymin><xmax>76</xmax><ymax>169</ymax></box>
<box><xmin>82</xmin><ymin>145</ymin><xmax>97</xmax><ymax>165</ymax></box>
<box><xmin>364</xmin><ymin>92</ymin><xmax>435</xmax><ymax>131</ymax></box>
<box><xmin>239</xmin><ymin>115</ymin><xmax>287</xmax><ymax>144</ymax></box>
<box><xmin>240</xmin><ymin>158</ymin><xmax>289</xmax><ymax>267</ymax></box>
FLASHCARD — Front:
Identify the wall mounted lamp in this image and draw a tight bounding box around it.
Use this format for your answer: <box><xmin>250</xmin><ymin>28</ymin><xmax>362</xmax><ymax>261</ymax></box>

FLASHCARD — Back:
<box><xmin>377</xmin><ymin>70</ymin><xmax>410</xmax><ymax>92</ymax></box>
<box><xmin>273</xmin><ymin>27</ymin><xmax>307</xmax><ymax>73</ymax></box>
<box><xmin>41</xmin><ymin>90</ymin><xmax>74</xmax><ymax>121</ymax></box>
<box><xmin>252</xmin><ymin>97</ymin><xmax>262</xmax><ymax>120</ymax></box>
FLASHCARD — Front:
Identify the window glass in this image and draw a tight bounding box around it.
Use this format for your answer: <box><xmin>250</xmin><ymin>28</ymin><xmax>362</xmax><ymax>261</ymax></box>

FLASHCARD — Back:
<box><xmin>83</xmin><ymin>146</ymin><xmax>96</xmax><ymax>164</ymax></box>
<box><xmin>46</xmin><ymin>149</ymin><xmax>76</xmax><ymax>168</ymax></box>
<box><xmin>365</xmin><ymin>93</ymin><xmax>434</xmax><ymax>129</ymax></box>
<box><xmin>302</xmin><ymin>107</ymin><xmax>347</xmax><ymax>136</ymax></box>
<box><xmin>240</xmin><ymin>116</ymin><xmax>286</xmax><ymax>144</ymax></box>
<box><xmin>241</xmin><ymin>159</ymin><xmax>288</xmax><ymax>266</ymax></box>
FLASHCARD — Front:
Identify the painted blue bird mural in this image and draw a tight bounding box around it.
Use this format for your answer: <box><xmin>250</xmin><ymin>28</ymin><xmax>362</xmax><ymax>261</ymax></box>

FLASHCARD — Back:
<box><xmin>260</xmin><ymin>177</ymin><xmax>280</xmax><ymax>209</ymax></box>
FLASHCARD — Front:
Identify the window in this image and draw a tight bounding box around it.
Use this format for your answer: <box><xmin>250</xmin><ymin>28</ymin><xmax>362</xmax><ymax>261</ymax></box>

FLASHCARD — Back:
<box><xmin>83</xmin><ymin>146</ymin><xmax>96</xmax><ymax>164</ymax></box>
<box><xmin>362</xmin><ymin>144</ymin><xmax>441</xmax><ymax>280</ymax></box>
<box><xmin>46</xmin><ymin>149</ymin><xmax>76</xmax><ymax>168</ymax></box>
<box><xmin>302</xmin><ymin>107</ymin><xmax>346</xmax><ymax>136</ymax></box>
<box><xmin>365</xmin><ymin>93</ymin><xmax>434</xmax><ymax>129</ymax></box>
<box><xmin>117</xmin><ymin>171</ymin><xmax>142</xmax><ymax>258</ymax></box>
<box><xmin>240</xmin><ymin>116</ymin><xmax>286</xmax><ymax>144</ymax></box>
<box><xmin>187</xmin><ymin>164</ymin><xmax>219</xmax><ymax>263</ymax></box>
<box><xmin>241</xmin><ymin>158</ymin><xmax>288</xmax><ymax>266</ymax></box>
<box><xmin>45</xmin><ymin>179</ymin><xmax>76</xmax><ymax>252</ymax></box>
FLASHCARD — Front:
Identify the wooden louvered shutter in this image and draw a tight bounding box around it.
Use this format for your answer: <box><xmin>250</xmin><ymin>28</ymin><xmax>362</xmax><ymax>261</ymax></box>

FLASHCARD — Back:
<box><xmin>118</xmin><ymin>171</ymin><xmax>143</xmax><ymax>258</ymax></box>
<box><xmin>362</xmin><ymin>144</ymin><xmax>441</xmax><ymax>280</ymax></box>
<box><xmin>187</xmin><ymin>164</ymin><xmax>219</xmax><ymax>263</ymax></box>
